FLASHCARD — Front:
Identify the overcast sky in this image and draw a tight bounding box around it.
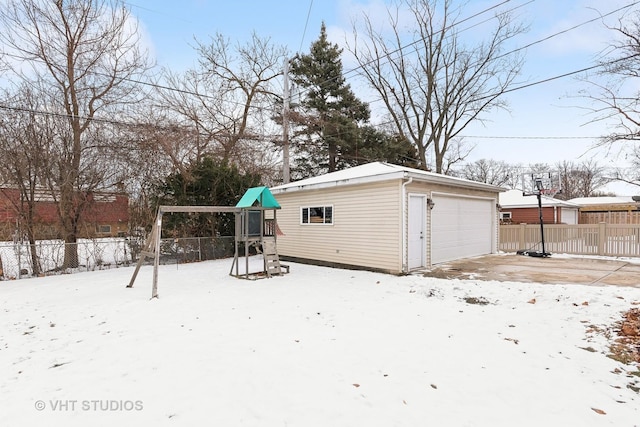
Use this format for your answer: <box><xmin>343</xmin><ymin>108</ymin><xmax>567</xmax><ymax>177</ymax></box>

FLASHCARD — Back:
<box><xmin>129</xmin><ymin>0</ymin><xmax>636</xmax><ymax>158</ymax></box>
<box><xmin>39</xmin><ymin>0</ymin><xmax>640</xmax><ymax>194</ymax></box>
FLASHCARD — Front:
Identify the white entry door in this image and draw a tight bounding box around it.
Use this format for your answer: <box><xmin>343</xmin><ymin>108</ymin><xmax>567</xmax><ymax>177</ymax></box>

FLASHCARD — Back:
<box><xmin>408</xmin><ymin>194</ymin><xmax>426</xmax><ymax>269</ymax></box>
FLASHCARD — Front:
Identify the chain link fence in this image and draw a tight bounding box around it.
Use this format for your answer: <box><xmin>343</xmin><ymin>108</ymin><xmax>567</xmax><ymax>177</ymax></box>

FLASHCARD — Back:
<box><xmin>0</xmin><ymin>236</ymin><xmax>236</xmax><ymax>280</ymax></box>
<box><xmin>154</xmin><ymin>236</ymin><xmax>236</xmax><ymax>265</ymax></box>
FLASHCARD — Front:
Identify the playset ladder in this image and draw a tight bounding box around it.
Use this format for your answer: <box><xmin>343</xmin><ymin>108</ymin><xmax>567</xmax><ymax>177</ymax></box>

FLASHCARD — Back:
<box><xmin>261</xmin><ymin>236</ymin><xmax>282</xmax><ymax>277</ymax></box>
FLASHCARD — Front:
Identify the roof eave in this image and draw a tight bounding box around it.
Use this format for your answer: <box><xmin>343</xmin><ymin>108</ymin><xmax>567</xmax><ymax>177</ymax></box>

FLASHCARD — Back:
<box><xmin>270</xmin><ymin>171</ymin><xmax>407</xmax><ymax>194</ymax></box>
<box><xmin>270</xmin><ymin>167</ymin><xmax>505</xmax><ymax>195</ymax></box>
<box><xmin>406</xmin><ymin>171</ymin><xmax>506</xmax><ymax>193</ymax></box>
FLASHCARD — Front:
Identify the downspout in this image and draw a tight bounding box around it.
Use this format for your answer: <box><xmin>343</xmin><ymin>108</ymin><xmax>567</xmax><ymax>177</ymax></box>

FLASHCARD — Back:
<box><xmin>401</xmin><ymin>175</ymin><xmax>413</xmax><ymax>274</ymax></box>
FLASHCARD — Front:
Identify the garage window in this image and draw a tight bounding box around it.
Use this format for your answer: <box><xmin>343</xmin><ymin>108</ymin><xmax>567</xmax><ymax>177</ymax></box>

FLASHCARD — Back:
<box><xmin>301</xmin><ymin>206</ymin><xmax>333</xmax><ymax>225</ymax></box>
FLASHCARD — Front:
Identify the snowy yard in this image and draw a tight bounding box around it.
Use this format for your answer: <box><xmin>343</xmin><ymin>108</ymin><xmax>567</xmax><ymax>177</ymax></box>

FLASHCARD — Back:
<box><xmin>1</xmin><ymin>257</ymin><xmax>639</xmax><ymax>426</ymax></box>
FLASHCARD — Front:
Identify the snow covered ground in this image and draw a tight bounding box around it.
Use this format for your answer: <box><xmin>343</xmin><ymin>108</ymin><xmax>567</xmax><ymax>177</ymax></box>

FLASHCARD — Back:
<box><xmin>1</xmin><ymin>257</ymin><xmax>639</xmax><ymax>426</ymax></box>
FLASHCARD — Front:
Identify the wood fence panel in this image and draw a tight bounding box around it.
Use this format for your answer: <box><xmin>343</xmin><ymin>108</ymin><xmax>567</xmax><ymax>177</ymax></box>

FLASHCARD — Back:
<box><xmin>500</xmin><ymin>223</ymin><xmax>640</xmax><ymax>257</ymax></box>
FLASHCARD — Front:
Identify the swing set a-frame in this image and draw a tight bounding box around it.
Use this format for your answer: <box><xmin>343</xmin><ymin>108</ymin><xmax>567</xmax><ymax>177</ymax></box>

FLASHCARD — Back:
<box><xmin>127</xmin><ymin>186</ymin><xmax>286</xmax><ymax>298</ymax></box>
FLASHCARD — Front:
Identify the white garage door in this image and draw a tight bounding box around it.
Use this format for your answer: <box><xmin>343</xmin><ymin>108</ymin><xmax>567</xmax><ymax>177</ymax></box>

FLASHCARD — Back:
<box><xmin>431</xmin><ymin>194</ymin><xmax>495</xmax><ymax>264</ymax></box>
<box><xmin>562</xmin><ymin>208</ymin><xmax>578</xmax><ymax>225</ymax></box>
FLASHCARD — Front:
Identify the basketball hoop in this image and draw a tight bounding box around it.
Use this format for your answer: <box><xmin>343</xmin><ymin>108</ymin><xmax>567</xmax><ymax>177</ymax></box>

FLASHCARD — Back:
<box><xmin>521</xmin><ymin>171</ymin><xmax>562</xmax><ymax>197</ymax></box>
<box><xmin>539</xmin><ymin>188</ymin><xmax>560</xmax><ymax>197</ymax></box>
<box><xmin>518</xmin><ymin>171</ymin><xmax>563</xmax><ymax>258</ymax></box>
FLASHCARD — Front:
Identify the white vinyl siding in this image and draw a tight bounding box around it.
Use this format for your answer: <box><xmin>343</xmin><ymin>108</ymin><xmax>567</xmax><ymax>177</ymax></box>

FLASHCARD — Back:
<box><xmin>272</xmin><ymin>175</ymin><xmax>501</xmax><ymax>273</ymax></box>
<box><xmin>275</xmin><ymin>180</ymin><xmax>402</xmax><ymax>273</ymax></box>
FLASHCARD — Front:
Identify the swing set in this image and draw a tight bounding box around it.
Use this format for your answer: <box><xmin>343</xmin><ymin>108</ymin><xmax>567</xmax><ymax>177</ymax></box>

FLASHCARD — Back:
<box><xmin>127</xmin><ymin>186</ymin><xmax>287</xmax><ymax>298</ymax></box>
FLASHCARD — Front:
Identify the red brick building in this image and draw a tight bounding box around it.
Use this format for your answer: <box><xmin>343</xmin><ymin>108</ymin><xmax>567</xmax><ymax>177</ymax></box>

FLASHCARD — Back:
<box><xmin>498</xmin><ymin>189</ymin><xmax>580</xmax><ymax>225</ymax></box>
<box><xmin>0</xmin><ymin>188</ymin><xmax>129</xmax><ymax>240</ymax></box>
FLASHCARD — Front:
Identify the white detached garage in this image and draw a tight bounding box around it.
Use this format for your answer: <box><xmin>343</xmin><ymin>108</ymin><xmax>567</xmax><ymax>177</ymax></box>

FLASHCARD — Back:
<box><xmin>270</xmin><ymin>162</ymin><xmax>504</xmax><ymax>274</ymax></box>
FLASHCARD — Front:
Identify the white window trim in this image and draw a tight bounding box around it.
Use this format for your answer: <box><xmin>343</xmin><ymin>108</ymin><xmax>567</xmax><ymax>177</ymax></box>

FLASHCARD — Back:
<box><xmin>500</xmin><ymin>212</ymin><xmax>512</xmax><ymax>220</ymax></box>
<box><xmin>300</xmin><ymin>205</ymin><xmax>334</xmax><ymax>225</ymax></box>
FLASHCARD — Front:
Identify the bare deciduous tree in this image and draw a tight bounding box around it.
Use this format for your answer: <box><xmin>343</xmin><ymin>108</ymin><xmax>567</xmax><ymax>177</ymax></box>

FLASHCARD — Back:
<box><xmin>0</xmin><ymin>86</ymin><xmax>56</xmax><ymax>275</ymax></box>
<box><xmin>457</xmin><ymin>158</ymin><xmax>517</xmax><ymax>187</ymax></box>
<box><xmin>578</xmin><ymin>10</ymin><xmax>640</xmax><ymax>188</ymax></box>
<box><xmin>154</xmin><ymin>32</ymin><xmax>286</xmax><ymax>177</ymax></box>
<box><xmin>0</xmin><ymin>0</ymin><xmax>151</xmax><ymax>267</ymax></box>
<box><xmin>348</xmin><ymin>0</ymin><xmax>526</xmax><ymax>173</ymax></box>
<box><xmin>555</xmin><ymin>160</ymin><xmax>610</xmax><ymax>200</ymax></box>
<box><xmin>587</xmin><ymin>12</ymin><xmax>640</xmax><ymax>143</ymax></box>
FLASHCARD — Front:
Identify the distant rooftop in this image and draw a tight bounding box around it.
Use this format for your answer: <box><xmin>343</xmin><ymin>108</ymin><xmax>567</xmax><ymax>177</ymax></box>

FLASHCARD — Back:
<box><xmin>500</xmin><ymin>189</ymin><xmax>580</xmax><ymax>208</ymax></box>
<box><xmin>568</xmin><ymin>196</ymin><xmax>638</xmax><ymax>206</ymax></box>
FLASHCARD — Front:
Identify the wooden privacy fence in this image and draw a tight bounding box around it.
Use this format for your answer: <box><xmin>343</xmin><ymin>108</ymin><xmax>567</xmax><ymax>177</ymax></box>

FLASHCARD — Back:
<box><xmin>580</xmin><ymin>211</ymin><xmax>640</xmax><ymax>224</ymax></box>
<box><xmin>500</xmin><ymin>223</ymin><xmax>640</xmax><ymax>257</ymax></box>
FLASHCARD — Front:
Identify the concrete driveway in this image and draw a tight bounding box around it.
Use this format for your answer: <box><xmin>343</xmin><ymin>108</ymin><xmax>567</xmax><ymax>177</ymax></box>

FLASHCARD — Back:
<box><xmin>424</xmin><ymin>253</ymin><xmax>640</xmax><ymax>287</ymax></box>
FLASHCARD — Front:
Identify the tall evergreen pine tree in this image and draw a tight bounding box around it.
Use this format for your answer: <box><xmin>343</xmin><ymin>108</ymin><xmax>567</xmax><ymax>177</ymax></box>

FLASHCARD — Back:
<box><xmin>290</xmin><ymin>23</ymin><xmax>370</xmax><ymax>177</ymax></box>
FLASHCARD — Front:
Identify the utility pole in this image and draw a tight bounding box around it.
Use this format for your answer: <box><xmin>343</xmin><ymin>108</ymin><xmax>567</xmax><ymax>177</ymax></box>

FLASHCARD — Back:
<box><xmin>282</xmin><ymin>58</ymin><xmax>290</xmax><ymax>184</ymax></box>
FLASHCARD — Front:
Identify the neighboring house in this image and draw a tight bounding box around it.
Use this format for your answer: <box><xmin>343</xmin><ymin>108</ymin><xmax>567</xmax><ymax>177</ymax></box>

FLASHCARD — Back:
<box><xmin>568</xmin><ymin>196</ymin><xmax>640</xmax><ymax>224</ymax></box>
<box><xmin>270</xmin><ymin>162</ymin><xmax>504</xmax><ymax>274</ymax></box>
<box><xmin>0</xmin><ymin>188</ymin><xmax>129</xmax><ymax>240</ymax></box>
<box><xmin>499</xmin><ymin>189</ymin><xmax>580</xmax><ymax>225</ymax></box>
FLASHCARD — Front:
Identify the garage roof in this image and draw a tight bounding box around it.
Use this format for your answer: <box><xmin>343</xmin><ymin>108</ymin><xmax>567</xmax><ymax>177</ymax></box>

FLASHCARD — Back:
<box><xmin>270</xmin><ymin>162</ymin><xmax>505</xmax><ymax>194</ymax></box>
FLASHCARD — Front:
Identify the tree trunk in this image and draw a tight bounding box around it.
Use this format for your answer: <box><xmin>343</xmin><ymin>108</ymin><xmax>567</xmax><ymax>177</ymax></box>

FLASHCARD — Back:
<box><xmin>328</xmin><ymin>139</ymin><xmax>337</xmax><ymax>172</ymax></box>
<box><xmin>418</xmin><ymin>144</ymin><xmax>428</xmax><ymax>171</ymax></box>
<box><xmin>435</xmin><ymin>151</ymin><xmax>444</xmax><ymax>174</ymax></box>
<box><xmin>59</xmin><ymin>178</ymin><xmax>80</xmax><ymax>269</ymax></box>
<box><xmin>28</xmin><ymin>238</ymin><xmax>41</xmax><ymax>276</ymax></box>
<box><xmin>63</xmin><ymin>232</ymin><xmax>79</xmax><ymax>269</ymax></box>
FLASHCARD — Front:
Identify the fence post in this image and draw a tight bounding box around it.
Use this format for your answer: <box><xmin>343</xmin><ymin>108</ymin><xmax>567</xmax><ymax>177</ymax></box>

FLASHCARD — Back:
<box><xmin>519</xmin><ymin>223</ymin><xmax>527</xmax><ymax>250</ymax></box>
<box><xmin>17</xmin><ymin>242</ymin><xmax>21</xmax><ymax>280</ymax></box>
<box><xmin>598</xmin><ymin>222</ymin><xmax>607</xmax><ymax>256</ymax></box>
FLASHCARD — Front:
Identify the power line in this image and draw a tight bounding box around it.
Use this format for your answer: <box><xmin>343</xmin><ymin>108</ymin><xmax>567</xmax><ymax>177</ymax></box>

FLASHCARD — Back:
<box><xmin>0</xmin><ymin>103</ymin><xmax>141</xmax><ymax>128</ymax></box>
<box><xmin>0</xmin><ymin>100</ymin><xmax>615</xmax><ymax>143</ymax></box>
<box><xmin>289</xmin><ymin>49</ymin><xmax>640</xmax><ymax>144</ymax></box>
<box><xmin>298</xmin><ymin>0</ymin><xmax>314</xmax><ymax>54</ymax></box>
<box><xmin>299</xmin><ymin>0</ymin><xmax>640</xmax><ymax>142</ymax></box>
<box><xmin>359</xmin><ymin>0</ymin><xmax>640</xmax><ymax>108</ymax></box>
<box><xmin>121</xmin><ymin>0</ymin><xmax>524</xmax><ymax>110</ymax></box>
<box><xmin>359</xmin><ymin>52</ymin><xmax>640</xmax><ymax>138</ymax></box>
<box><xmin>1</xmin><ymin>0</ymin><xmax>582</xmax><ymax>124</ymax></box>
<box><xmin>289</xmin><ymin>0</ymin><xmax>636</xmax><ymax>128</ymax></box>
<box><xmin>501</xmin><ymin>1</ymin><xmax>638</xmax><ymax>59</ymax></box>
<box><xmin>460</xmin><ymin>135</ymin><xmax>599</xmax><ymax>140</ymax></box>
<box><xmin>289</xmin><ymin>0</ymin><xmax>527</xmax><ymax>105</ymax></box>
<box><xmin>0</xmin><ymin>102</ymin><xmax>280</xmax><ymax>143</ymax></box>
<box><xmin>341</xmin><ymin>0</ymin><xmax>519</xmax><ymax>80</ymax></box>
<box><xmin>116</xmin><ymin>0</ymin><xmax>518</xmax><ymax>108</ymax></box>
<box><xmin>0</xmin><ymin>50</ymin><xmax>280</xmax><ymax>116</ymax></box>
<box><xmin>122</xmin><ymin>1</ymin><xmax>193</xmax><ymax>24</ymax></box>
<box><xmin>2</xmin><ymin>1</ymin><xmax>637</xmax><ymax>147</ymax></box>
<box><xmin>485</xmin><ymin>52</ymin><xmax>640</xmax><ymax>99</ymax></box>
<box><xmin>2</xmin><ymin>52</ymin><xmax>633</xmax><ymax>142</ymax></box>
